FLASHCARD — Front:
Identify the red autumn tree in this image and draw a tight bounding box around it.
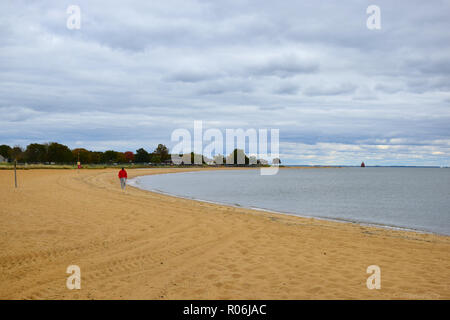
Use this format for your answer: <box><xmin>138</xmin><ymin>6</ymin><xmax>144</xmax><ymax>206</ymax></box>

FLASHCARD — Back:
<box><xmin>124</xmin><ymin>151</ymin><xmax>135</xmax><ymax>163</ymax></box>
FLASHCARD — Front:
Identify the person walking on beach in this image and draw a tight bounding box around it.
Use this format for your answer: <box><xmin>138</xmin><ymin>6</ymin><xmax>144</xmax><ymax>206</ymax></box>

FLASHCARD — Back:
<box><xmin>118</xmin><ymin>167</ymin><xmax>128</xmax><ymax>190</ymax></box>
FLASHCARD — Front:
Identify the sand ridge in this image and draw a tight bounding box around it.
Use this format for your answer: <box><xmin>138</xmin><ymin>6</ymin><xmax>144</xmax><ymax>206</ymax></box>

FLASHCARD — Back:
<box><xmin>0</xmin><ymin>168</ymin><xmax>449</xmax><ymax>299</ymax></box>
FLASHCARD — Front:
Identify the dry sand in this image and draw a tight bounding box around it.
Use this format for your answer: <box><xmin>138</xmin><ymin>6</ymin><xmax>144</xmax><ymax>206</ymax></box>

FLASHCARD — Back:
<box><xmin>0</xmin><ymin>168</ymin><xmax>449</xmax><ymax>299</ymax></box>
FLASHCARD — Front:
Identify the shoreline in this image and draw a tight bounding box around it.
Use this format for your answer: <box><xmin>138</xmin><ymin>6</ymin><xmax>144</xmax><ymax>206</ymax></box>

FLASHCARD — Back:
<box><xmin>1</xmin><ymin>168</ymin><xmax>449</xmax><ymax>299</ymax></box>
<box><xmin>129</xmin><ymin>170</ymin><xmax>448</xmax><ymax>238</ymax></box>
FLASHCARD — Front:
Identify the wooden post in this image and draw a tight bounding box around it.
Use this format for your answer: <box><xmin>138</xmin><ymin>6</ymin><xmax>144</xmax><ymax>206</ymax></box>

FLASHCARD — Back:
<box><xmin>14</xmin><ymin>160</ymin><xmax>17</xmax><ymax>188</ymax></box>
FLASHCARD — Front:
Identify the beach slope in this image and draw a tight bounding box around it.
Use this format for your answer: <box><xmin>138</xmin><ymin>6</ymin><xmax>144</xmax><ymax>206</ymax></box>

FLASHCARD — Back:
<box><xmin>0</xmin><ymin>168</ymin><xmax>449</xmax><ymax>299</ymax></box>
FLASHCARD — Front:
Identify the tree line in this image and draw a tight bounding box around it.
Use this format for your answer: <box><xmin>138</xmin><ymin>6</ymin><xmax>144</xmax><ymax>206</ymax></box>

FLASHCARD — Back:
<box><xmin>0</xmin><ymin>142</ymin><xmax>277</xmax><ymax>165</ymax></box>
<box><xmin>0</xmin><ymin>143</ymin><xmax>171</xmax><ymax>164</ymax></box>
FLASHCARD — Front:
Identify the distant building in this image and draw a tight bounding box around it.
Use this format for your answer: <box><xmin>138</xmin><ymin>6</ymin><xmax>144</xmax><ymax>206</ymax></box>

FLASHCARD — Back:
<box><xmin>0</xmin><ymin>155</ymin><xmax>7</xmax><ymax>163</ymax></box>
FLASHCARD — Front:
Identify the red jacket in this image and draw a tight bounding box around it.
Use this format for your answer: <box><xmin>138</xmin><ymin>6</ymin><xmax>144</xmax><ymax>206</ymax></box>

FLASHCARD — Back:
<box><xmin>118</xmin><ymin>169</ymin><xmax>127</xmax><ymax>179</ymax></box>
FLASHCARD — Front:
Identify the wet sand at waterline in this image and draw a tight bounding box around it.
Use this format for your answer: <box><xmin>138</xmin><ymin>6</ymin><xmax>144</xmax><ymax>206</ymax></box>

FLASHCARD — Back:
<box><xmin>1</xmin><ymin>168</ymin><xmax>449</xmax><ymax>299</ymax></box>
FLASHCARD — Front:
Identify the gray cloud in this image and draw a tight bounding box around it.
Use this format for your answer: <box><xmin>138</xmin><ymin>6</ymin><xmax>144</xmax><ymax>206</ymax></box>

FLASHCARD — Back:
<box><xmin>164</xmin><ymin>70</ymin><xmax>221</xmax><ymax>83</ymax></box>
<box><xmin>304</xmin><ymin>83</ymin><xmax>357</xmax><ymax>96</ymax></box>
<box><xmin>374</xmin><ymin>83</ymin><xmax>403</xmax><ymax>94</ymax></box>
<box><xmin>274</xmin><ymin>82</ymin><xmax>300</xmax><ymax>95</ymax></box>
<box><xmin>0</xmin><ymin>0</ymin><xmax>449</xmax><ymax>165</ymax></box>
<box><xmin>248</xmin><ymin>55</ymin><xmax>319</xmax><ymax>78</ymax></box>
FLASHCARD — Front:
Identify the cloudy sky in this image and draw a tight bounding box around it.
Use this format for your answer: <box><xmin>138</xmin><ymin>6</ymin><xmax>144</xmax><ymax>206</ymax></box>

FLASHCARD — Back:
<box><xmin>1</xmin><ymin>0</ymin><xmax>449</xmax><ymax>165</ymax></box>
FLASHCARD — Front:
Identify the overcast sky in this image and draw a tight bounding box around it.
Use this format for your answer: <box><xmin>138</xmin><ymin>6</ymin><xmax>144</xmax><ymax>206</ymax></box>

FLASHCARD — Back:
<box><xmin>1</xmin><ymin>0</ymin><xmax>449</xmax><ymax>165</ymax></box>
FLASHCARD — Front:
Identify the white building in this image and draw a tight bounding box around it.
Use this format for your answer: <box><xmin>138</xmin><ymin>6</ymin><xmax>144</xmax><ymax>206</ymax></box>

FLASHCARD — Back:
<box><xmin>0</xmin><ymin>155</ymin><xmax>7</xmax><ymax>163</ymax></box>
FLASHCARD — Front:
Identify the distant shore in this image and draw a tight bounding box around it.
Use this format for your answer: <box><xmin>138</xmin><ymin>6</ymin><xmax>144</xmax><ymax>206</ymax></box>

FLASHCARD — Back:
<box><xmin>2</xmin><ymin>162</ymin><xmax>446</xmax><ymax>171</ymax></box>
<box><xmin>1</xmin><ymin>168</ymin><xmax>449</xmax><ymax>299</ymax></box>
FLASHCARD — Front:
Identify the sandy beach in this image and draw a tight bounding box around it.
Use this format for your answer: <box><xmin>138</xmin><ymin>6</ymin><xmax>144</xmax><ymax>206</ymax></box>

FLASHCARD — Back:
<box><xmin>1</xmin><ymin>168</ymin><xmax>449</xmax><ymax>299</ymax></box>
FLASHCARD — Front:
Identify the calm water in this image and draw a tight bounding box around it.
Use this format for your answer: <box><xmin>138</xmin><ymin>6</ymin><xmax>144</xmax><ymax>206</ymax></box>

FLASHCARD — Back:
<box><xmin>132</xmin><ymin>168</ymin><xmax>450</xmax><ymax>235</ymax></box>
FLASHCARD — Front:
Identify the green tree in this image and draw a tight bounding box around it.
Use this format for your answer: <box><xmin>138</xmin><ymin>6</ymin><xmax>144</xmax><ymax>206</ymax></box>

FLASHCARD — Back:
<box><xmin>47</xmin><ymin>142</ymin><xmax>72</xmax><ymax>163</ymax></box>
<box><xmin>150</xmin><ymin>154</ymin><xmax>161</xmax><ymax>164</ymax></box>
<box><xmin>102</xmin><ymin>150</ymin><xmax>118</xmax><ymax>163</ymax></box>
<box><xmin>72</xmin><ymin>148</ymin><xmax>91</xmax><ymax>164</ymax></box>
<box><xmin>0</xmin><ymin>145</ymin><xmax>11</xmax><ymax>161</ymax></box>
<box><xmin>135</xmin><ymin>148</ymin><xmax>150</xmax><ymax>163</ymax></box>
<box><xmin>116</xmin><ymin>152</ymin><xmax>127</xmax><ymax>163</ymax></box>
<box><xmin>153</xmin><ymin>144</ymin><xmax>170</xmax><ymax>161</ymax></box>
<box><xmin>89</xmin><ymin>151</ymin><xmax>103</xmax><ymax>164</ymax></box>
<box><xmin>25</xmin><ymin>143</ymin><xmax>48</xmax><ymax>163</ymax></box>
<box><xmin>9</xmin><ymin>146</ymin><xmax>24</xmax><ymax>162</ymax></box>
